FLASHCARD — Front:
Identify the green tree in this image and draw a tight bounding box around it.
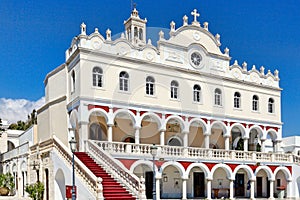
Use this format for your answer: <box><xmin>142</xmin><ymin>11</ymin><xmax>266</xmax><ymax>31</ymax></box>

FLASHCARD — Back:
<box><xmin>8</xmin><ymin>109</ymin><xmax>38</xmax><ymax>131</ymax></box>
<box><xmin>25</xmin><ymin>182</ymin><xmax>44</xmax><ymax>200</ymax></box>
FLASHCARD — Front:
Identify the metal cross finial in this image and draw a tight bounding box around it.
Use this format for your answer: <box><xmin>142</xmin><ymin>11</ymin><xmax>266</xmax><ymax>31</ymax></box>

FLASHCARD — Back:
<box><xmin>191</xmin><ymin>9</ymin><xmax>200</xmax><ymax>22</ymax></box>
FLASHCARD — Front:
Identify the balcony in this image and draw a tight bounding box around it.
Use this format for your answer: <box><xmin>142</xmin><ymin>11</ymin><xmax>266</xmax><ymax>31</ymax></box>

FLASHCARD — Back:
<box><xmin>92</xmin><ymin>140</ymin><xmax>295</xmax><ymax>164</ymax></box>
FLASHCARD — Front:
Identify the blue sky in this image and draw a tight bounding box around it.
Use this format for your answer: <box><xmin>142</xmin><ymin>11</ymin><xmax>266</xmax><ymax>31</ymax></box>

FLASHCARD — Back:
<box><xmin>0</xmin><ymin>0</ymin><xmax>300</xmax><ymax>137</ymax></box>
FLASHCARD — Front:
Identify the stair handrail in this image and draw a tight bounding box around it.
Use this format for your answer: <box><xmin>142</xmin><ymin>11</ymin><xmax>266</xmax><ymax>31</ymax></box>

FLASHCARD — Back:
<box><xmin>52</xmin><ymin>135</ymin><xmax>100</xmax><ymax>197</ymax></box>
<box><xmin>86</xmin><ymin>140</ymin><xmax>141</xmax><ymax>197</ymax></box>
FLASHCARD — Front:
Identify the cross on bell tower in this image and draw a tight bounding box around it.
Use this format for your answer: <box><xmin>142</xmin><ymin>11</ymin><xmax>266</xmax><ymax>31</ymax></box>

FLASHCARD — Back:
<box><xmin>191</xmin><ymin>9</ymin><xmax>200</xmax><ymax>26</ymax></box>
<box><xmin>124</xmin><ymin>6</ymin><xmax>147</xmax><ymax>46</ymax></box>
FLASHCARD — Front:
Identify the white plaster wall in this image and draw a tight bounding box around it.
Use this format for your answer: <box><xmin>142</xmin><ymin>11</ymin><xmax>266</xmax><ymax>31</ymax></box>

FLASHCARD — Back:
<box><xmin>291</xmin><ymin>164</ymin><xmax>300</xmax><ymax>198</ymax></box>
<box><xmin>73</xmin><ymin>51</ymin><xmax>281</xmax><ymax>126</ymax></box>
<box><xmin>19</xmin><ymin>125</ymin><xmax>35</xmax><ymax>145</ymax></box>
<box><xmin>46</xmin><ymin>66</ymin><xmax>67</xmax><ymax>103</ymax></box>
<box><xmin>52</xmin><ymin>149</ymin><xmax>95</xmax><ymax>200</ymax></box>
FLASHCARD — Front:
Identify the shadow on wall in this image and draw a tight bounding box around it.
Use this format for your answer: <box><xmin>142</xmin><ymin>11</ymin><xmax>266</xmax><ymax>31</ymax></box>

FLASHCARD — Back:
<box><xmin>55</xmin><ymin>169</ymin><xmax>65</xmax><ymax>200</ymax></box>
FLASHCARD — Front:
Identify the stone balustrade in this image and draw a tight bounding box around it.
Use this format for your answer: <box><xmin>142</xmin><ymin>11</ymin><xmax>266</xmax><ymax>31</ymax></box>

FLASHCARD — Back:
<box><xmin>92</xmin><ymin>140</ymin><xmax>296</xmax><ymax>164</ymax></box>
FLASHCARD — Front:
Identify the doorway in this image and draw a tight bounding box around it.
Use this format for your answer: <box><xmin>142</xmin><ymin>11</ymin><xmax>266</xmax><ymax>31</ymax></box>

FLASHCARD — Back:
<box><xmin>256</xmin><ymin>177</ymin><xmax>262</xmax><ymax>197</ymax></box>
<box><xmin>145</xmin><ymin>171</ymin><xmax>153</xmax><ymax>199</ymax></box>
<box><xmin>194</xmin><ymin>172</ymin><xmax>205</xmax><ymax>197</ymax></box>
<box><xmin>235</xmin><ymin>174</ymin><xmax>245</xmax><ymax>197</ymax></box>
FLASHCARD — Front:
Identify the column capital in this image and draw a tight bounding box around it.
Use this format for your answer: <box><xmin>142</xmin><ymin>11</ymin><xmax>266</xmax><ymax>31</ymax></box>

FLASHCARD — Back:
<box><xmin>203</xmin><ymin>132</ymin><xmax>211</xmax><ymax>136</ymax></box>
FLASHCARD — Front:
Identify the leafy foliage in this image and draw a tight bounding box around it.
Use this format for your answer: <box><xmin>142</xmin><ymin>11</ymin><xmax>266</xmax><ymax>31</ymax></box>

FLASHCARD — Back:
<box><xmin>0</xmin><ymin>173</ymin><xmax>15</xmax><ymax>193</ymax></box>
<box><xmin>25</xmin><ymin>181</ymin><xmax>44</xmax><ymax>200</ymax></box>
<box><xmin>8</xmin><ymin>109</ymin><xmax>37</xmax><ymax>131</ymax></box>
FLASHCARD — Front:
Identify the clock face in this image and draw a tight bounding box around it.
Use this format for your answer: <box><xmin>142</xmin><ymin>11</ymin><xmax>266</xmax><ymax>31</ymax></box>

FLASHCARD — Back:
<box><xmin>191</xmin><ymin>52</ymin><xmax>202</xmax><ymax>66</ymax></box>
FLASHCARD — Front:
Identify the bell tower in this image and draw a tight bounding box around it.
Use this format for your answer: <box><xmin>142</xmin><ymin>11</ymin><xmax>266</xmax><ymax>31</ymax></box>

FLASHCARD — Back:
<box><xmin>124</xmin><ymin>6</ymin><xmax>147</xmax><ymax>46</ymax></box>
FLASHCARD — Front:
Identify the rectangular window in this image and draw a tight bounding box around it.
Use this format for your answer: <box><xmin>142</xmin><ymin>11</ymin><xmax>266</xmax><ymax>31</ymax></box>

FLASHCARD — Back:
<box><xmin>171</xmin><ymin>88</ymin><xmax>178</xmax><ymax>99</ymax></box>
<box><xmin>234</xmin><ymin>97</ymin><xmax>240</xmax><ymax>108</ymax></box>
<box><xmin>194</xmin><ymin>91</ymin><xmax>200</xmax><ymax>102</ymax></box>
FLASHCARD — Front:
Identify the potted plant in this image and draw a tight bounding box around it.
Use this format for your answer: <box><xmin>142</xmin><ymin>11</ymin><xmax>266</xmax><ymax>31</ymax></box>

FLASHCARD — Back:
<box><xmin>0</xmin><ymin>173</ymin><xmax>14</xmax><ymax>196</ymax></box>
<box><xmin>25</xmin><ymin>181</ymin><xmax>44</xmax><ymax>200</ymax></box>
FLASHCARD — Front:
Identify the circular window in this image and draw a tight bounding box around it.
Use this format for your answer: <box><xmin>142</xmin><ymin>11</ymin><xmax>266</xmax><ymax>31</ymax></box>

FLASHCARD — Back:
<box><xmin>191</xmin><ymin>52</ymin><xmax>202</xmax><ymax>66</ymax></box>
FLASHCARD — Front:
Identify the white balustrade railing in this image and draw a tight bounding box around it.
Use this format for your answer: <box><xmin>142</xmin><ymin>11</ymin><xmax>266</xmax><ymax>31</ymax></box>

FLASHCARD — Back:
<box><xmin>93</xmin><ymin>141</ymin><xmax>296</xmax><ymax>164</ymax></box>
<box><xmin>2</xmin><ymin>142</ymin><xmax>29</xmax><ymax>161</ymax></box>
<box><xmin>86</xmin><ymin>140</ymin><xmax>141</xmax><ymax>198</ymax></box>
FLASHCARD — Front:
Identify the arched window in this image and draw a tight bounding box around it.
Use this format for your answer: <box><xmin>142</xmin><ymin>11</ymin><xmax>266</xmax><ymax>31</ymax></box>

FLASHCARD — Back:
<box><xmin>252</xmin><ymin>95</ymin><xmax>259</xmax><ymax>111</ymax></box>
<box><xmin>167</xmin><ymin>136</ymin><xmax>182</xmax><ymax>146</ymax></box>
<box><xmin>214</xmin><ymin>88</ymin><xmax>222</xmax><ymax>106</ymax></box>
<box><xmin>146</xmin><ymin>76</ymin><xmax>155</xmax><ymax>95</ymax></box>
<box><xmin>119</xmin><ymin>71</ymin><xmax>129</xmax><ymax>91</ymax></box>
<box><xmin>134</xmin><ymin>27</ymin><xmax>138</xmax><ymax>38</ymax></box>
<box><xmin>170</xmin><ymin>80</ymin><xmax>179</xmax><ymax>99</ymax></box>
<box><xmin>234</xmin><ymin>92</ymin><xmax>241</xmax><ymax>108</ymax></box>
<box><xmin>193</xmin><ymin>84</ymin><xmax>201</xmax><ymax>102</ymax></box>
<box><xmin>92</xmin><ymin>67</ymin><xmax>103</xmax><ymax>87</ymax></box>
<box><xmin>268</xmin><ymin>98</ymin><xmax>274</xmax><ymax>113</ymax></box>
<box><xmin>139</xmin><ymin>28</ymin><xmax>143</xmax><ymax>40</ymax></box>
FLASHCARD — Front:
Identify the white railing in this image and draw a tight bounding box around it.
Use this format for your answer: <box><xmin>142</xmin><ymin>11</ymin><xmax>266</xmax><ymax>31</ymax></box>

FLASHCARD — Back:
<box><xmin>86</xmin><ymin>140</ymin><xmax>141</xmax><ymax>198</ymax></box>
<box><xmin>93</xmin><ymin>141</ymin><xmax>295</xmax><ymax>164</ymax></box>
<box><xmin>51</xmin><ymin>136</ymin><xmax>101</xmax><ymax>198</ymax></box>
<box><xmin>2</xmin><ymin>142</ymin><xmax>29</xmax><ymax>161</ymax></box>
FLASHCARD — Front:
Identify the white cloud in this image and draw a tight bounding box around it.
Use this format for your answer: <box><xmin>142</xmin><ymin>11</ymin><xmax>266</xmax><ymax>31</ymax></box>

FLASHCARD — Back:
<box><xmin>0</xmin><ymin>97</ymin><xmax>45</xmax><ymax>124</ymax></box>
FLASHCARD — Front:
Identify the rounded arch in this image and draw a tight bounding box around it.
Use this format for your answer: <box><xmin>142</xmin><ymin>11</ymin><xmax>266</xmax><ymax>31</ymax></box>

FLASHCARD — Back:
<box><xmin>160</xmin><ymin>161</ymin><xmax>185</xmax><ymax>178</ymax></box>
<box><xmin>249</xmin><ymin>125</ymin><xmax>264</xmax><ymax>139</ymax></box>
<box><xmin>254</xmin><ymin>166</ymin><xmax>274</xmax><ymax>180</ymax></box>
<box><xmin>54</xmin><ymin>168</ymin><xmax>65</xmax><ymax>200</ymax></box>
<box><xmin>185</xmin><ymin>163</ymin><xmax>211</xmax><ymax>179</ymax></box>
<box><xmin>232</xmin><ymin>165</ymin><xmax>255</xmax><ymax>180</ymax></box>
<box><xmin>164</xmin><ymin>115</ymin><xmax>185</xmax><ymax>131</ymax></box>
<box><xmin>88</xmin><ymin>108</ymin><xmax>109</xmax><ymax>123</ymax></box>
<box><xmin>12</xmin><ymin>163</ymin><xmax>17</xmax><ymax>173</ymax></box>
<box><xmin>188</xmin><ymin>118</ymin><xmax>207</xmax><ymax>133</ymax></box>
<box><xmin>140</xmin><ymin>112</ymin><xmax>162</xmax><ymax>129</ymax></box>
<box><xmin>20</xmin><ymin>161</ymin><xmax>27</xmax><ymax>172</ymax></box>
<box><xmin>167</xmin><ymin>136</ymin><xmax>182</xmax><ymax>146</ymax></box>
<box><xmin>230</xmin><ymin>123</ymin><xmax>246</xmax><ymax>138</ymax></box>
<box><xmin>113</xmin><ymin>109</ymin><xmax>136</xmax><ymax>124</ymax></box>
<box><xmin>266</xmin><ymin>129</ymin><xmax>278</xmax><ymax>141</ymax></box>
<box><xmin>211</xmin><ymin>121</ymin><xmax>227</xmax><ymax>134</ymax></box>
<box><xmin>130</xmin><ymin>160</ymin><xmax>158</xmax><ymax>174</ymax></box>
<box><xmin>211</xmin><ymin>163</ymin><xmax>233</xmax><ymax>180</ymax></box>
<box><xmin>274</xmin><ymin>166</ymin><xmax>292</xmax><ymax>181</ymax></box>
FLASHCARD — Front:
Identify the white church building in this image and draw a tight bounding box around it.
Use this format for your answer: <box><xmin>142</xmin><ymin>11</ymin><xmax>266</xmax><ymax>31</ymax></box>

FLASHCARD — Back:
<box><xmin>2</xmin><ymin>7</ymin><xmax>300</xmax><ymax>200</ymax></box>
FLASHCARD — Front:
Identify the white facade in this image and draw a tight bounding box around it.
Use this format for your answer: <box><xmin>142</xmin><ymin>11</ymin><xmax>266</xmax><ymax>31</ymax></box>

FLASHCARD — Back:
<box><xmin>3</xmin><ymin>6</ymin><xmax>300</xmax><ymax>200</ymax></box>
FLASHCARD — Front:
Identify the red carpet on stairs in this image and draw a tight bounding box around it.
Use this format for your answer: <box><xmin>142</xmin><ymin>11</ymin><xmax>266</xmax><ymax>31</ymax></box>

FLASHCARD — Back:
<box><xmin>75</xmin><ymin>152</ymin><xmax>136</xmax><ymax>200</ymax></box>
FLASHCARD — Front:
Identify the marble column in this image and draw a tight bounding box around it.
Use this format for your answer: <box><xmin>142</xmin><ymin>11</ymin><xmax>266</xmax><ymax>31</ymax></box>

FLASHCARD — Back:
<box><xmin>250</xmin><ymin>180</ymin><xmax>255</xmax><ymax>199</ymax></box>
<box><xmin>135</xmin><ymin>127</ymin><xmax>140</xmax><ymax>144</ymax></box>
<box><xmin>156</xmin><ymin>178</ymin><xmax>161</xmax><ymax>200</ymax></box>
<box><xmin>286</xmin><ymin>180</ymin><xmax>292</xmax><ymax>198</ymax></box>
<box><xmin>182</xmin><ymin>178</ymin><xmax>187</xmax><ymax>200</ymax></box>
<box><xmin>243</xmin><ymin>137</ymin><xmax>249</xmax><ymax>151</ymax></box>
<box><xmin>160</xmin><ymin>131</ymin><xmax>165</xmax><ymax>146</ymax></box>
<box><xmin>107</xmin><ymin>124</ymin><xmax>113</xmax><ymax>142</ymax></box>
<box><xmin>204</xmin><ymin>133</ymin><xmax>210</xmax><ymax>149</ymax></box>
<box><xmin>229</xmin><ymin>179</ymin><xmax>234</xmax><ymax>199</ymax></box>
<box><xmin>225</xmin><ymin>136</ymin><xmax>230</xmax><ymax>150</ymax></box>
<box><xmin>206</xmin><ymin>178</ymin><xmax>212</xmax><ymax>200</ymax></box>
<box><xmin>269</xmin><ymin>180</ymin><xmax>274</xmax><ymax>199</ymax></box>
